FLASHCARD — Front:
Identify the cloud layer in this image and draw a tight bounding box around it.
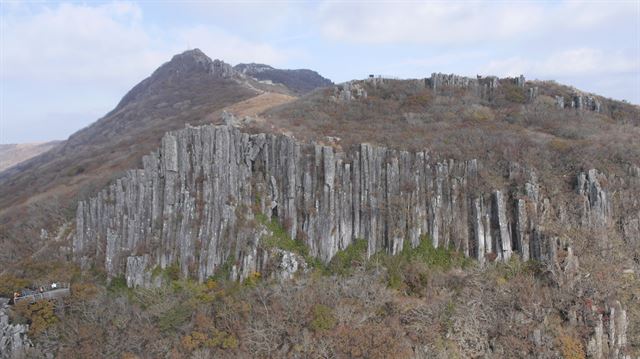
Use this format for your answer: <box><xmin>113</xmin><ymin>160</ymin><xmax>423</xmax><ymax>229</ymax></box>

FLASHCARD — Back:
<box><xmin>1</xmin><ymin>1</ymin><xmax>638</xmax><ymax>143</ymax></box>
<box><xmin>318</xmin><ymin>2</ymin><xmax>636</xmax><ymax>45</ymax></box>
<box><xmin>1</xmin><ymin>2</ymin><xmax>289</xmax><ymax>86</ymax></box>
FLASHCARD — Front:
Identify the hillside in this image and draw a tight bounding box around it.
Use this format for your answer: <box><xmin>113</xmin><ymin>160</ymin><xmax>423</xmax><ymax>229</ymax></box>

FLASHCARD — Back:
<box><xmin>234</xmin><ymin>63</ymin><xmax>333</xmax><ymax>95</ymax></box>
<box><xmin>0</xmin><ymin>141</ymin><xmax>60</xmax><ymax>173</ymax></box>
<box><xmin>262</xmin><ymin>76</ymin><xmax>639</xmax><ymax>178</ymax></box>
<box><xmin>1</xmin><ymin>52</ymin><xmax>639</xmax><ymax>358</ymax></box>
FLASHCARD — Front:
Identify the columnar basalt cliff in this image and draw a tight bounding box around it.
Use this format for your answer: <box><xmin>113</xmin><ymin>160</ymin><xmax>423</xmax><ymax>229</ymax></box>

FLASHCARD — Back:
<box><xmin>586</xmin><ymin>301</ymin><xmax>631</xmax><ymax>359</ymax></box>
<box><xmin>73</xmin><ymin>124</ymin><xmax>639</xmax><ymax>286</ymax></box>
<box><xmin>428</xmin><ymin>72</ymin><xmax>500</xmax><ymax>91</ymax></box>
<box><xmin>427</xmin><ymin>73</ymin><xmax>526</xmax><ymax>101</ymax></box>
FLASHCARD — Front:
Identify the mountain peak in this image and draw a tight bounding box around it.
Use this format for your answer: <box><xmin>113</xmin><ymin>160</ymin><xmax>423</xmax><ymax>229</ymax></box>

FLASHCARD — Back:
<box><xmin>113</xmin><ymin>49</ymin><xmax>239</xmax><ymax>111</ymax></box>
<box><xmin>161</xmin><ymin>48</ymin><xmax>235</xmax><ymax>78</ymax></box>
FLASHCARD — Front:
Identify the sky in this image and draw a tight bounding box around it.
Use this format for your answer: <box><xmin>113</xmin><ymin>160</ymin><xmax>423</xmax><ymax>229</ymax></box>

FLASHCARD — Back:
<box><xmin>1</xmin><ymin>1</ymin><xmax>639</xmax><ymax>144</ymax></box>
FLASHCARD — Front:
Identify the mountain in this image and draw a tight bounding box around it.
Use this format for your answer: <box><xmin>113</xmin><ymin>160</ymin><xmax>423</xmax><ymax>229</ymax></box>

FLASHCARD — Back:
<box><xmin>0</xmin><ymin>49</ymin><xmax>329</xmax><ymax>266</ymax></box>
<box><xmin>1</xmin><ymin>52</ymin><xmax>639</xmax><ymax>358</ymax></box>
<box><xmin>234</xmin><ymin>63</ymin><xmax>333</xmax><ymax>95</ymax></box>
<box><xmin>0</xmin><ymin>141</ymin><xmax>60</xmax><ymax>173</ymax></box>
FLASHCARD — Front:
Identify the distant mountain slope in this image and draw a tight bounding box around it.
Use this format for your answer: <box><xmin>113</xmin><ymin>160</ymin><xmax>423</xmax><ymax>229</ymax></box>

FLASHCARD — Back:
<box><xmin>0</xmin><ymin>141</ymin><xmax>60</xmax><ymax>173</ymax></box>
<box><xmin>234</xmin><ymin>63</ymin><xmax>333</xmax><ymax>95</ymax></box>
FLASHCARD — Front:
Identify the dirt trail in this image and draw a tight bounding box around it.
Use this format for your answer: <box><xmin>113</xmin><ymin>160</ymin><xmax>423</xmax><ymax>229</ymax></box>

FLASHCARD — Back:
<box><xmin>224</xmin><ymin>92</ymin><xmax>296</xmax><ymax>118</ymax></box>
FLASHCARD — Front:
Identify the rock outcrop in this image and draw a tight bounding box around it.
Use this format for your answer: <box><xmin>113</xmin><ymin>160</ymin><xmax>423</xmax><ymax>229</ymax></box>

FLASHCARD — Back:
<box><xmin>333</xmin><ymin>81</ymin><xmax>367</xmax><ymax>101</ymax></box>
<box><xmin>586</xmin><ymin>301</ymin><xmax>633</xmax><ymax>359</ymax></box>
<box><xmin>72</xmin><ymin>123</ymin><xmax>634</xmax><ymax>285</ymax></box>
<box><xmin>572</xmin><ymin>93</ymin><xmax>602</xmax><ymax>112</ymax></box>
<box><xmin>427</xmin><ymin>73</ymin><xmax>533</xmax><ymax>101</ymax></box>
<box><xmin>554</xmin><ymin>92</ymin><xmax>602</xmax><ymax>112</ymax></box>
<box><xmin>0</xmin><ymin>299</ymin><xmax>32</xmax><ymax>359</ymax></box>
<box><xmin>577</xmin><ymin>169</ymin><xmax>611</xmax><ymax>228</ymax></box>
<box><xmin>429</xmin><ymin>73</ymin><xmax>484</xmax><ymax>90</ymax></box>
<box><xmin>528</xmin><ymin>86</ymin><xmax>539</xmax><ymax>101</ymax></box>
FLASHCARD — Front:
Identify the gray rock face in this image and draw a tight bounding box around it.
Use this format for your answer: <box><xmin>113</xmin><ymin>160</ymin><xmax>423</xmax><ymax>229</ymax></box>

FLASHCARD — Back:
<box><xmin>620</xmin><ymin>165</ymin><xmax>640</xmax><ymax>246</ymax></box>
<box><xmin>0</xmin><ymin>300</ymin><xmax>32</xmax><ymax>359</ymax></box>
<box><xmin>528</xmin><ymin>87</ymin><xmax>538</xmax><ymax>101</ymax></box>
<box><xmin>73</xmin><ymin>124</ymin><xmax>627</xmax><ymax>283</ymax></box>
<box><xmin>211</xmin><ymin>59</ymin><xmax>235</xmax><ymax>78</ymax></box>
<box><xmin>229</xmin><ymin>247</ymin><xmax>307</xmax><ymax>282</ymax></box>
<box><xmin>428</xmin><ymin>73</ymin><xmax>499</xmax><ymax>98</ymax></box>
<box><xmin>333</xmin><ymin>81</ymin><xmax>367</xmax><ymax>101</ymax></box>
<box><xmin>126</xmin><ymin>255</ymin><xmax>158</xmax><ymax>288</ymax></box>
<box><xmin>587</xmin><ymin>301</ymin><xmax>633</xmax><ymax>359</ymax></box>
<box><xmin>429</xmin><ymin>73</ymin><xmax>479</xmax><ymax>90</ymax></box>
<box><xmin>492</xmin><ymin>191</ymin><xmax>512</xmax><ymax>261</ymax></box>
<box><xmin>571</xmin><ymin>92</ymin><xmax>602</xmax><ymax>112</ymax></box>
<box><xmin>427</xmin><ymin>73</ymin><xmax>535</xmax><ymax>101</ymax></box>
<box><xmin>577</xmin><ymin>169</ymin><xmax>611</xmax><ymax>228</ymax></box>
<box><xmin>162</xmin><ymin>49</ymin><xmax>236</xmax><ymax>79</ymax></box>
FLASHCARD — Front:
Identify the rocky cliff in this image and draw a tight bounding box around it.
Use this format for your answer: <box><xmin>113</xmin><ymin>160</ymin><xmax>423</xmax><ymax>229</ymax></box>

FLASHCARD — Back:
<box><xmin>0</xmin><ymin>299</ymin><xmax>32</xmax><ymax>359</ymax></box>
<box><xmin>73</xmin><ymin>123</ymin><xmax>640</xmax><ymax>286</ymax></box>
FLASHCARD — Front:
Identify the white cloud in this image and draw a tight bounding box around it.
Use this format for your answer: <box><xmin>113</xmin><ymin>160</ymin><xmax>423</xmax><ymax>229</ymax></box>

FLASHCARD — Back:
<box><xmin>0</xmin><ymin>1</ymin><xmax>295</xmax><ymax>143</ymax></box>
<box><xmin>1</xmin><ymin>2</ymin><xmax>165</xmax><ymax>85</ymax></box>
<box><xmin>317</xmin><ymin>1</ymin><xmax>636</xmax><ymax>45</ymax></box>
<box><xmin>318</xmin><ymin>2</ymin><xmax>536</xmax><ymax>44</ymax></box>
<box><xmin>0</xmin><ymin>2</ymin><xmax>293</xmax><ymax>86</ymax></box>
<box><xmin>481</xmin><ymin>48</ymin><xmax>639</xmax><ymax>78</ymax></box>
<box><xmin>175</xmin><ymin>25</ymin><xmax>292</xmax><ymax>66</ymax></box>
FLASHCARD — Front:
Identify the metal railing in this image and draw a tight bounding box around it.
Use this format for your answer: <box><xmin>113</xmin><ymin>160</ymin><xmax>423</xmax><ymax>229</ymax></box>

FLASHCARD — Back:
<box><xmin>13</xmin><ymin>283</ymin><xmax>71</xmax><ymax>304</ymax></box>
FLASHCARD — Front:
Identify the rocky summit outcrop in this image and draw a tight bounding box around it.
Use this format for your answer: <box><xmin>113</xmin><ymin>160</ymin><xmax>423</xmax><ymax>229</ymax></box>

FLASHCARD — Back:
<box><xmin>73</xmin><ymin>123</ymin><xmax>639</xmax><ymax>286</ymax></box>
<box><xmin>0</xmin><ymin>299</ymin><xmax>32</xmax><ymax>359</ymax></box>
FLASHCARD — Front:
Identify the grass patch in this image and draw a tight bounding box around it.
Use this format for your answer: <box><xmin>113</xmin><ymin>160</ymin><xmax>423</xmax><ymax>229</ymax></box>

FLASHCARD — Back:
<box><xmin>255</xmin><ymin>213</ymin><xmax>322</xmax><ymax>268</ymax></box>
<box><xmin>209</xmin><ymin>254</ymin><xmax>236</xmax><ymax>282</ymax></box>
<box><xmin>370</xmin><ymin>236</ymin><xmax>473</xmax><ymax>292</ymax></box>
<box><xmin>157</xmin><ymin>302</ymin><xmax>192</xmax><ymax>332</ymax></box>
<box><xmin>327</xmin><ymin>239</ymin><xmax>368</xmax><ymax>276</ymax></box>
<box><xmin>107</xmin><ymin>275</ymin><xmax>130</xmax><ymax>294</ymax></box>
<box><xmin>148</xmin><ymin>262</ymin><xmax>182</xmax><ymax>284</ymax></box>
<box><xmin>396</xmin><ymin>236</ymin><xmax>472</xmax><ymax>269</ymax></box>
<box><xmin>310</xmin><ymin>304</ymin><xmax>336</xmax><ymax>332</ymax></box>
<box><xmin>489</xmin><ymin>256</ymin><xmax>544</xmax><ymax>285</ymax></box>
<box><xmin>256</xmin><ymin>213</ymin><xmax>309</xmax><ymax>255</ymax></box>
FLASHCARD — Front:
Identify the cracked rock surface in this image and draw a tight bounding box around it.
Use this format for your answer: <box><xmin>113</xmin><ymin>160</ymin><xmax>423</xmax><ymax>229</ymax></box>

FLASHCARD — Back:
<box><xmin>74</xmin><ymin>124</ymin><xmax>638</xmax><ymax>285</ymax></box>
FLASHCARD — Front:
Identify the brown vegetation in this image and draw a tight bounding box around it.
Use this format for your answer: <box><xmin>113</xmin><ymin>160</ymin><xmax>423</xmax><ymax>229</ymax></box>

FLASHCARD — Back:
<box><xmin>10</xmin><ymin>233</ymin><xmax>636</xmax><ymax>358</ymax></box>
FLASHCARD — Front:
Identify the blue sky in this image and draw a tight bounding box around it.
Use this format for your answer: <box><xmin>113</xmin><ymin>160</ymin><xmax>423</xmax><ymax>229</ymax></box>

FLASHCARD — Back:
<box><xmin>1</xmin><ymin>1</ymin><xmax>639</xmax><ymax>143</ymax></box>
